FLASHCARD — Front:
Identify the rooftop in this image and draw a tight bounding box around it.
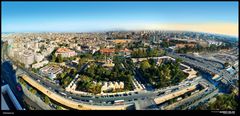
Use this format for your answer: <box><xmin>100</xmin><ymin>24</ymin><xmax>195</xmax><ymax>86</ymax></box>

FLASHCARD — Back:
<box><xmin>119</xmin><ymin>48</ymin><xmax>132</xmax><ymax>53</ymax></box>
<box><xmin>56</xmin><ymin>47</ymin><xmax>73</xmax><ymax>53</ymax></box>
<box><xmin>100</xmin><ymin>48</ymin><xmax>115</xmax><ymax>53</ymax></box>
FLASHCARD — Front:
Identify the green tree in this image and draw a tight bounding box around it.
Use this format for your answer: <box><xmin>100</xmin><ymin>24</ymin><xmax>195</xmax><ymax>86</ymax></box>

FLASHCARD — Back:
<box><xmin>56</xmin><ymin>54</ymin><xmax>63</xmax><ymax>63</ymax></box>
<box><xmin>51</xmin><ymin>54</ymin><xmax>56</xmax><ymax>62</ymax></box>
<box><xmin>32</xmin><ymin>68</ymin><xmax>38</xmax><ymax>73</ymax></box>
<box><xmin>31</xmin><ymin>89</ymin><xmax>37</xmax><ymax>95</ymax></box>
<box><xmin>208</xmin><ymin>93</ymin><xmax>238</xmax><ymax>110</ymax></box>
<box><xmin>224</xmin><ymin>62</ymin><xmax>230</xmax><ymax>68</ymax></box>
<box><xmin>29</xmin><ymin>87</ymin><xmax>33</xmax><ymax>93</ymax></box>
<box><xmin>176</xmin><ymin>58</ymin><xmax>182</xmax><ymax>64</ymax></box>
<box><xmin>60</xmin><ymin>72</ymin><xmax>66</xmax><ymax>79</ymax></box>
<box><xmin>163</xmin><ymin>65</ymin><xmax>171</xmax><ymax>80</ymax></box>
<box><xmin>56</xmin><ymin>106</ymin><xmax>62</xmax><ymax>110</ymax></box>
<box><xmin>161</xmin><ymin>41</ymin><xmax>169</xmax><ymax>48</ymax></box>
<box><xmin>59</xmin><ymin>54</ymin><xmax>63</xmax><ymax>63</ymax></box>
<box><xmin>44</xmin><ymin>96</ymin><xmax>50</xmax><ymax>105</ymax></box>
<box><xmin>140</xmin><ymin>60</ymin><xmax>151</xmax><ymax>70</ymax></box>
<box><xmin>70</xmin><ymin>69</ymin><xmax>77</xmax><ymax>76</ymax></box>
<box><xmin>115</xmin><ymin>44</ymin><xmax>123</xmax><ymax>51</ymax></box>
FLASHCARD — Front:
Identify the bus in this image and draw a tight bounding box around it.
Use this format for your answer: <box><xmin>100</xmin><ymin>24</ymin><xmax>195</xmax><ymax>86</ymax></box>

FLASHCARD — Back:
<box><xmin>114</xmin><ymin>100</ymin><xmax>124</xmax><ymax>105</ymax></box>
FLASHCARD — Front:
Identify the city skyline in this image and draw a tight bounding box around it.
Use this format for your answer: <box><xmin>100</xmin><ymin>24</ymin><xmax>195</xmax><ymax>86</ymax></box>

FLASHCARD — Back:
<box><xmin>2</xmin><ymin>2</ymin><xmax>239</xmax><ymax>37</ymax></box>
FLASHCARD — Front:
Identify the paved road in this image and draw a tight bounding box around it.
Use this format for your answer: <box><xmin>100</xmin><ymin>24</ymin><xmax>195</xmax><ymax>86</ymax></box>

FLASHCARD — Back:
<box><xmin>164</xmin><ymin>52</ymin><xmax>237</xmax><ymax>110</ymax></box>
<box><xmin>165</xmin><ymin>80</ymin><xmax>216</xmax><ymax>110</ymax></box>
<box><xmin>11</xmin><ymin>59</ymin><xmax>207</xmax><ymax>109</ymax></box>
<box><xmin>16</xmin><ymin>61</ymin><xmax>206</xmax><ymax>107</ymax></box>
<box><xmin>135</xmin><ymin>98</ymin><xmax>158</xmax><ymax>110</ymax></box>
<box><xmin>10</xmin><ymin>56</ymin><xmax>154</xmax><ymax>105</ymax></box>
<box><xmin>2</xmin><ymin>42</ymin><xmax>224</xmax><ymax>110</ymax></box>
<box><xmin>186</xmin><ymin>89</ymin><xmax>219</xmax><ymax>110</ymax></box>
<box><xmin>168</xmin><ymin>52</ymin><xmax>236</xmax><ymax>89</ymax></box>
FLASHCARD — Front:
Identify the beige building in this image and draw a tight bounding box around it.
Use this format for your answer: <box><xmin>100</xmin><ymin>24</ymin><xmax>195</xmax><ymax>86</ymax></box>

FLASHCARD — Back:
<box><xmin>21</xmin><ymin>50</ymin><xmax>35</xmax><ymax>68</ymax></box>
<box><xmin>39</xmin><ymin>65</ymin><xmax>63</xmax><ymax>79</ymax></box>
<box><xmin>32</xmin><ymin>60</ymin><xmax>49</xmax><ymax>69</ymax></box>
<box><xmin>55</xmin><ymin>47</ymin><xmax>77</xmax><ymax>58</ymax></box>
<box><xmin>101</xmin><ymin>81</ymin><xmax>124</xmax><ymax>93</ymax></box>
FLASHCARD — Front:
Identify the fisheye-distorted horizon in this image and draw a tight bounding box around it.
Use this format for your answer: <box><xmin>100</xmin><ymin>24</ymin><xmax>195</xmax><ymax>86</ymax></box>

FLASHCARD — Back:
<box><xmin>2</xmin><ymin>2</ymin><xmax>239</xmax><ymax>37</ymax></box>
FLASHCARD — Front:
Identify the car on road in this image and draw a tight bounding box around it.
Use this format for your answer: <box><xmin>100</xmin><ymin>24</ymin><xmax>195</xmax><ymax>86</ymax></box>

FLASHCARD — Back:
<box><xmin>59</xmin><ymin>92</ymin><xmax>67</xmax><ymax>96</ymax></box>
<box><xmin>172</xmin><ymin>88</ymin><xmax>179</xmax><ymax>92</ymax></box>
<box><xmin>54</xmin><ymin>89</ymin><xmax>59</xmax><ymax>93</ymax></box>
<box><xmin>107</xmin><ymin>101</ymin><xmax>112</xmax><ymax>104</ymax></box>
<box><xmin>81</xmin><ymin>99</ymin><xmax>87</xmax><ymax>102</ymax></box>
<box><xmin>109</xmin><ymin>95</ymin><xmax>114</xmax><ymax>97</ymax></box>
<box><xmin>114</xmin><ymin>100</ymin><xmax>124</xmax><ymax>105</ymax></box>
<box><xmin>158</xmin><ymin>92</ymin><xmax>165</xmax><ymax>96</ymax></box>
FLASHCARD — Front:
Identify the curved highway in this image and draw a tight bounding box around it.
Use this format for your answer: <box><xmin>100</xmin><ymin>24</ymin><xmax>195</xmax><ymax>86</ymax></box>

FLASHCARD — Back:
<box><xmin>2</xmin><ymin>41</ymin><xmax>221</xmax><ymax>110</ymax></box>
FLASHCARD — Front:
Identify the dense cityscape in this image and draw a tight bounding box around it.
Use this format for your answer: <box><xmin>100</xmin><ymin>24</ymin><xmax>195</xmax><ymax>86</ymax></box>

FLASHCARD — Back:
<box><xmin>1</xmin><ymin>1</ymin><xmax>239</xmax><ymax>113</ymax></box>
<box><xmin>1</xmin><ymin>30</ymin><xmax>239</xmax><ymax>110</ymax></box>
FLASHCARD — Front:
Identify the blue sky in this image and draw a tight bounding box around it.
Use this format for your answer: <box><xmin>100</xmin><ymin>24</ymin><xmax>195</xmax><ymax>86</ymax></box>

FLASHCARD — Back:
<box><xmin>2</xmin><ymin>2</ymin><xmax>238</xmax><ymax>36</ymax></box>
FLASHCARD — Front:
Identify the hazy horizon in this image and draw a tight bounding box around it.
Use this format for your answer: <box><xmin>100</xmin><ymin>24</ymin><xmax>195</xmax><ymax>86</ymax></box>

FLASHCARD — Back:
<box><xmin>2</xmin><ymin>2</ymin><xmax>238</xmax><ymax>37</ymax></box>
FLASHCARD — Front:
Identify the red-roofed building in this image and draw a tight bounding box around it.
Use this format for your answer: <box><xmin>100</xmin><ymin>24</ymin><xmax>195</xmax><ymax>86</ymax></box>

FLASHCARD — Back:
<box><xmin>99</xmin><ymin>48</ymin><xmax>115</xmax><ymax>55</ymax></box>
<box><xmin>99</xmin><ymin>48</ymin><xmax>132</xmax><ymax>56</ymax></box>
<box><xmin>55</xmin><ymin>47</ymin><xmax>76</xmax><ymax>58</ymax></box>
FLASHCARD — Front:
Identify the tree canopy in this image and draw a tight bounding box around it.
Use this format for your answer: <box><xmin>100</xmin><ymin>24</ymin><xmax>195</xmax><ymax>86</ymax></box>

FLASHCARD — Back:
<box><xmin>139</xmin><ymin>60</ymin><xmax>187</xmax><ymax>89</ymax></box>
<box><xmin>140</xmin><ymin>60</ymin><xmax>151</xmax><ymax>70</ymax></box>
